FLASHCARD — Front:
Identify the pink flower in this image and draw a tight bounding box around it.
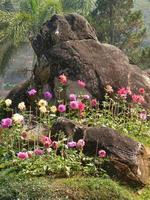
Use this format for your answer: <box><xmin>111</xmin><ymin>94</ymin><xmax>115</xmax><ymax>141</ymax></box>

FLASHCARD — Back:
<box><xmin>17</xmin><ymin>152</ymin><xmax>28</xmax><ymax>160</ymax></box>
<box><xmin>28</xmin><ymin>88</ymin><xmax>37</xmax><ymax>96</ymax></box>
<box><xmin>69</xmin><ymin>94</ymin><xmax>77</xmax><ymax>101</ymax></box>
<box><xmin>51</xmin><ymin>141</ymin><xmax>59</xmax><ymax>149</ymax></box>
<box><xmin>91</xmin><ymin>99</ymin><xmax>97</xmax><ymax>107</ymax></box>
<box><xmin>77</xmin><ymin>80</ymin><xmax>86</xmax><ymax>88</ymax></box>
<box><xmin>78</xmin><ymin>102</ymin><xmax>85</xmax><ymax>113</ymax></box>
<box><xmin>43</xmin><ymin>91</ymin><xmax>52</xmax><ymax>100</ymax></box>
<box><xmin>76</xmin><ymin>139</ymin><xmax>85</xmax><ymax>149</ymax></box>
<box><xmin>1</xmin><ymin>118</ymin><xmax>12</xmax><ymax>128</ymax></box>
<box><xmin>67</xmin><ymin>141</ymin><xmax>77</xmax><ymax>148</ymax></box>
<box><xmin>34</xmin><ymin>149</ymin><xmax>44</xmax><ymax>155</ymax></box>
<box><xmin>139</xmin><ymin>88</ymin><xmax>145</xmax><ymax>94</ymax></box>
<box><xmin>58</xmin><ymin>74</ymin><xmax>67</xmax><ymax>85</ymax></box>
<box><xmin>117</xmin><ymin>87</ymin><xmax>131</xmax><ymax>98</ymax></box>
<box><xmin>58</xmin><ymin>104</ymin><xmax>66</xmax><ymax>113</ymax></box>
<box><xmin>98</xmin><ymin>150</ymin><xmax>106</xmax><ymax>158</ymax></box>
<box><xmin>132</xmin><ymin>95</ymin><xmax>144</xmax><ymax>104</ymax></box>
<box><xmin>40</xmin><ymin>136</ymin><xmax>52</xmax><ymax>148</ymax></box>
<box><xmin>70</xmin><ymin>101</ymin><xmax>79</xmax><ymax>110</ymax></box>
<box><xmin>139</xmin><ymin>112</ymin><xmax>147</xmax><ymax>121</ymax></box>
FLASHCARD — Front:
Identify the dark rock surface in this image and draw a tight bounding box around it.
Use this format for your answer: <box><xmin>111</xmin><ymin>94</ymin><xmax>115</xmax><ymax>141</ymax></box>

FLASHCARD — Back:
<box><xmin>7</xmin><ymin>13</ymin><xmax>150</xmax><ymax>108</ymax></box>
<box><xmin>51</xmin><ymin>117</ymin><xmax>150</xmax><ymax>185</ymax></box>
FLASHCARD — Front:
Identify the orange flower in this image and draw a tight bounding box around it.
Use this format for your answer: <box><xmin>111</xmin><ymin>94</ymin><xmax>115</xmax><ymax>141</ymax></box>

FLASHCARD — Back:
<box><xmin>105</xmin><ymin>85</ymin><xmax>114</xmax><ymax>93</ymax></box>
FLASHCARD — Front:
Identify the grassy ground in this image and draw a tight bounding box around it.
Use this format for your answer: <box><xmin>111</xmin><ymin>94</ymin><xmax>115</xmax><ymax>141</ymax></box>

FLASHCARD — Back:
<box><xmin>0</xmin><ymin>173</ymin><xmax>150</xmax><ymax>200</ymax></box>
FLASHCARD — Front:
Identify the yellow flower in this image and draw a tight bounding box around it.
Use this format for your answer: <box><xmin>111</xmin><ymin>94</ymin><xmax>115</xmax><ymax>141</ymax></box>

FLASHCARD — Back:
<box><xmin>5</xmin><ymin>99</ymin><xmax>12</xmax><ymax>107</ymax></box>
<box><xmin>38</xmin><ymin>99</ymin><xmax>48</xmax><ymax>107</ymax></box>
<box><xmin>12</xmin><ymin>113</ymin><xmax>24</xmax><ymax>124</ymax></box>
<box><xmin>50</xmin><ymin>106</ymin><xmax>57</xmax><ymax>113</ymax></box>
<box><xmin>39</xmin><ymin>106</ymin><xmax>47</xmax><ymax>113</ymax></box>
<box><xmin>18</xmin><ymin>102</ymin><xmax>26</xmax><ymax>111</ymax></box>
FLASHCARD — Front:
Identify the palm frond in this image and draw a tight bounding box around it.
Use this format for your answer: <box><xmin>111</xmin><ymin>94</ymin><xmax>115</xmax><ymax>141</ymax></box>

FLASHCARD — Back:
<box><xmin>0</xmin><ymin>10</ymin><xmax>33</xmax><ymax>45</ymax></box>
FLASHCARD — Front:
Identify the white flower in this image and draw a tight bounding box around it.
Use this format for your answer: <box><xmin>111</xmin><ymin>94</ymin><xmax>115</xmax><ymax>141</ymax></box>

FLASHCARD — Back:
<box><xmin>5</xmin><ymin>99</ymin><xmax>12</xmax><ymax>107</ymax></box>
<box><xmin>12</xmin><ymin>113</ymin><xmax>24</xmax><ymax>124</ymax></box>
<box><xmin>38</xmin><ymin>99</ymin><xmax>48</xmax><ymax>107</ymax></box>
<box><xmin>50</xmin><ymin>106</ymin><xmax>57</xmax><ymax>113</ymax></box>
<box><xmin>39</xmin><ymin>106</ymin><xmax>47</xmax><ymax>113</ymax></box>
<box><xmin>18</xmin><ymin>102</ymin><xmax>26</xmax><ymax>111</ymax></box>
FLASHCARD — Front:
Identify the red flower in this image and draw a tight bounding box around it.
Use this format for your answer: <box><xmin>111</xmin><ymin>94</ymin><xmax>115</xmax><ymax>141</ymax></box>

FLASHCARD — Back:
<box><xmin>78</xmin><ymin>102</ymin><xmax>85</xmax><ymax>113</ymax></box>
<box><xmin>58</xmin><ymin>74</ymin><xmax>67</xmax><ymax>85</ymax></box>
<box><xmin>139</xmin><ymin>88</ymin><xmax>145</xmax><ymax>94</ymax></box>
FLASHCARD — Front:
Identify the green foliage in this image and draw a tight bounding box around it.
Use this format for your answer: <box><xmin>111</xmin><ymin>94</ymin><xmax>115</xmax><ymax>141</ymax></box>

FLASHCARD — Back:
<box><xmin>61</xmin><ymin>0</ymin><xmax>96</xmax><ymax>16</ymax></box>
<box><xmin>0</xmin><ymin>151</ymin><xmax>105</xmax><ymax>178</ymax></box>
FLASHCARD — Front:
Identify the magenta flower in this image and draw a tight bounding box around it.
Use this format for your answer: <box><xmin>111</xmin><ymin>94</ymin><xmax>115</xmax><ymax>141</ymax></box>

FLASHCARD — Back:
<box><xmin>28</xmin><ymin>88</ymin><xmax>37</xmax><ymax>96</ymax></box>
<box><xmin>76</xmin><ymin>139</ymin><xmax>85</xmax><ymax>149</ymax></box>
<box><xmin>58</xmin><ymin>104</ymin><xmax>66</xmax><ymax>113</ymax></box>
<box><xmin>17</xmin><ymin>152</ymin><xmax>28</xmax><ymax>160</ymax></box>
<box><xmin>67</xmin><ymin>141</ymin><xmax>77</xmax><ymax>148</ymax></box>
<box><xmin>77</xmin><ymin>80</ymin><xmax>86</xmax><ymax>88</ymax></box>
<box><xmin>98</xmin><ymin>150</ymin><xmax>106</xmax><ymax>158</ymax></box>
<box><xmin>34</xmin><ymin>149</ymin><xmax>44</xmax><ymax>155</ymax></box>
<box><xmin>43</xmin><ymin>91</ymin><xmax>52</xmax><ymax>100</ymax></box>
<box><xmin>69</xmin><ymin>94</ymin><xmax>77</xmax><ymax>101</ymax></box>
<box><xmin>1</xmin><ymin>118</ymin><xmax>12</xmax><ymax>128</ymax></box>
<box><xmin>70</xmin><ymin>101</ymin><xmax>79</xmax><ymax>110</ymax></box>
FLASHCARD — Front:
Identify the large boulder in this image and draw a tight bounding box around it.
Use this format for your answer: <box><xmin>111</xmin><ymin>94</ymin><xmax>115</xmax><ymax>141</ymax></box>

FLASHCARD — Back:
<box><xmin>51</xmin><ymin>117</ymin><xmax>150</xmax><ymax>185</ymax></box>
<box><xmin>7</xmin><ymin>13</ymin><xmax>150</xmax><ymax>108</ymax></box>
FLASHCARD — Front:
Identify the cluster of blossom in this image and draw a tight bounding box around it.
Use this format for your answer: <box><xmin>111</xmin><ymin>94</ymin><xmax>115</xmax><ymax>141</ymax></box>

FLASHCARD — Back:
<box><xmin>0</xmin><ymin>113</ymin><xmax>24</xmax><ymax>128</ymax></box>
<box><xmin>17</xmin><ymin>137</ymin><xmax>106</xmax><ymax>160</ymax></box>
<box><xmin>117</xmin><ymin>87</ymin><xmax>145</xmax><ymax>104</ymax></box>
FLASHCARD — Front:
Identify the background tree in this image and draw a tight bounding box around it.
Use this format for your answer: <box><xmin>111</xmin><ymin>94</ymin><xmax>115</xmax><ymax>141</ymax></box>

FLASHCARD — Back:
<box><xmin>60</xmin><ymin>0</ymin><xmax>96</xmax><ymax>16</ymax></box>
<box><xmin>89</xmin><ymin>0</ymin><xmax>149</xmax><ymax>68</ymax></box>
<box><xmin>0</xmin><ymin>0</ymin><xmax>62</xmax><ymax>71</ymax></box>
